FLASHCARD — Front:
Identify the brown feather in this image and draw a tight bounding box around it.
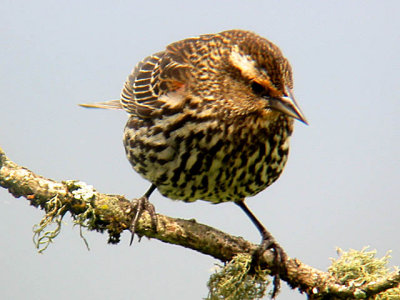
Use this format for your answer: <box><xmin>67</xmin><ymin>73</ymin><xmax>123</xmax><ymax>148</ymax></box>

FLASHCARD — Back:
<box><xmin>79</xmin><ymin>99</ymin><xmax>122</xmax><ymax>110</ymax></box>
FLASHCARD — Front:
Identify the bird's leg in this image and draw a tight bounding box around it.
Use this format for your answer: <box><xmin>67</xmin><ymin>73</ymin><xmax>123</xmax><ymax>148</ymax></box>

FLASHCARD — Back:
<box><xmin>235</xmin><ymin>199</ymin><xmax>287</xmax><ymax>298</ymax></box>
<box><xmin>129</xmin><ymin>184</ymin><xmax>157</xmax><ymax>245</ymax></box>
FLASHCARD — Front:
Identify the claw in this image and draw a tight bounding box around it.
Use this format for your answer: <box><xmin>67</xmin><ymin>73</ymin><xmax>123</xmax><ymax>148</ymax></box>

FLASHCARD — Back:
<box><xmin>262</xmin><ymin>239</ymin><xmax>287</xmax><ymax>298</ymax></box>
<box><xmin>129</xmin><ymin>185</ymin><xmax>158</xmax><ymax>245</ymax></box>
<box><xmin>251</xmin><ymin>238</ymin><xmax>287</xmax><ymax>298</ymax></box>
<box><xmin>236</xmin><ymin>199</ymin><xmax>287</xmax><ymax>298</ymax></box>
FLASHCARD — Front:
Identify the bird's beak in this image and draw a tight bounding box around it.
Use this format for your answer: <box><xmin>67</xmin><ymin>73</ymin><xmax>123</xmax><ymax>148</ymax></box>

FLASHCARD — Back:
<box><xmin>268</xmin><ymin>89</ymin><xmax>308</xmax><ymax>125</ymax></box>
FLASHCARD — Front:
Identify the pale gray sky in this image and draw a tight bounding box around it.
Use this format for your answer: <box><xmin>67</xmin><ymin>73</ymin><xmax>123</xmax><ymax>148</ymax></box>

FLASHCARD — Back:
<box><xmin>1</xmin><ymin>1</ymin><xmax>399</xmax><ymax>299</ymax></box>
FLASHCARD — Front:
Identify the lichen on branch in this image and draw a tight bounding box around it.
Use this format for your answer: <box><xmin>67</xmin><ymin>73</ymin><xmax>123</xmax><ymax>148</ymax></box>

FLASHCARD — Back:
<box><xmin>1</xmin><ymin>146</ymin><xmax>399</xmax><ymax>299</ymax></box>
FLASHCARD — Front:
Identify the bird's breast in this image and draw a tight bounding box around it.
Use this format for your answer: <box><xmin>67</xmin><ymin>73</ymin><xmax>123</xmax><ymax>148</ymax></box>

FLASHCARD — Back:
<box><xmin>123</xmin><ymin>112</ymin><xmax>293</xmax><ymax>203</ymax></box>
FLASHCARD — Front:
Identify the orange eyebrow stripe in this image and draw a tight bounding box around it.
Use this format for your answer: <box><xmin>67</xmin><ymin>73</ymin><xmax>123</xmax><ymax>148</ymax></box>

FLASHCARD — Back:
<box><xmin>257</xmin><ymin>79</ymin><xmax>282</xmax><ymax>98</ymax></box>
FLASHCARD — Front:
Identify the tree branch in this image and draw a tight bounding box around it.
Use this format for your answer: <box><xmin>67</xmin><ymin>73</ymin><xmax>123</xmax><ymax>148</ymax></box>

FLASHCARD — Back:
<box><xmin>1</xmin><ymin>145</ymin><xmax>399</xmax><ymax>299</ymax></box>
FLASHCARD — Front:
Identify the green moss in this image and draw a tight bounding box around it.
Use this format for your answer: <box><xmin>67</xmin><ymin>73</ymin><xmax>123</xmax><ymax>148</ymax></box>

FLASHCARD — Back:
<box><xmin>33</xmin><ymin>181</ymin><xmax>97</xmax><ymax>252</ymax></box>
<box><xmin>206</xmin><ymin>253</ymin><xmax>270</xmax><ymax>300</ymax></box>
<box><xmin>329</xmin><ymin>247</ymin><xmax>400</xmax><ymax>299</ymax></box>
<box><xmin>33</xmin><ymin>195</ymin><xmax>65</xmax><ymax>253</ymax></box>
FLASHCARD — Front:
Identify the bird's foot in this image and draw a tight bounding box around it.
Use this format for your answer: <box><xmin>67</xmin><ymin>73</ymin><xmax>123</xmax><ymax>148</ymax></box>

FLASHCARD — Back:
<box><xmin>128</xmin><ymin>195</ymin><xmax>157</xmax><ymax>245</ymax></box>
<box><xmin>253</xmin><ymin>237</ymin><xmax>287</xmax><ymax>298</ymax></box>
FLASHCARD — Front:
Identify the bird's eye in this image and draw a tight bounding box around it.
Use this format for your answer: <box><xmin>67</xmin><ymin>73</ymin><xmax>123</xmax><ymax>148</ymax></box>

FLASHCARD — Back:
<box><xmin>251</xmin><ymin>81</ymin><xmax>268</xmax><ymax>96</ymax></box>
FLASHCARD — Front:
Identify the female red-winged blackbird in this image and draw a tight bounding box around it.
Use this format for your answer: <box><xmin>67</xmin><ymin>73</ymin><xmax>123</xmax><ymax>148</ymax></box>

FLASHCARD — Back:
<box><xmin>81</xmin><ymin>29</ymin><xmax>307</xmax><ymax>296</ymax></box>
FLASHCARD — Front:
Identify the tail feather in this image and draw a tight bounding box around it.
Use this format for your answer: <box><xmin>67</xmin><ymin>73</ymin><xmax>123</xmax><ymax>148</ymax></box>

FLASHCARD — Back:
<box><xmin>79</xmin><ymin>99</ymin><xmax>123</xmax><ymax>110</ymax></box>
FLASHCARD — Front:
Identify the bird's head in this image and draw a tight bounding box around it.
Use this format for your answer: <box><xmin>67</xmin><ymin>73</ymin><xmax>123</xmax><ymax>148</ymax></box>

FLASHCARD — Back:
<box><xmin>164</xmin><ymin>29</ymin><xmax>308</xmax><ymax>124</ymax></box>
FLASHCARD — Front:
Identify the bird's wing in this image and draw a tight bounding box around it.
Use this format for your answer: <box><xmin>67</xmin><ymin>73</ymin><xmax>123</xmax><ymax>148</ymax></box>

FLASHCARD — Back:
<box><xmin>80</xmin><ymin>46</ymin><xmax>193</xmax><ymax>116</ymax></box>
<box><xmin>121</xmin><ymin>50</ymin><xmax>192</xmax><ymax>118</ymax></box>
<box><xmin>79</xmin><ymin>52</ymin><xmax>168</xmax><ymax>114</ymax></box>
<box><xmin>120</xmin><ymin>52</ymin><xmax>164</xmax><ymax>117</ymax></box>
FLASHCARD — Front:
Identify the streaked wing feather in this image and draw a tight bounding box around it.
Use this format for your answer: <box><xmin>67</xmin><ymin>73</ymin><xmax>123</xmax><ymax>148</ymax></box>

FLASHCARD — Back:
<box><xmin>121</xmin><ymin>52</ymin><xmax>166</xmax><ymax>117</ymax></box>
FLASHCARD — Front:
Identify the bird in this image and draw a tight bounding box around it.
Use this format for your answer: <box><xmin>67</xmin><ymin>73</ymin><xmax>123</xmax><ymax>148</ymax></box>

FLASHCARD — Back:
<box><xmin>80</xmin><ymin>29</ymin><xmax>307</xmax><ymax>296</ymax></box>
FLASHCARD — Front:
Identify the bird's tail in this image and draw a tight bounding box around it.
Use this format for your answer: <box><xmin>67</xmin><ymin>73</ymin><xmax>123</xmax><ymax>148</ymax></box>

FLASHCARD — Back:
<box><xmin>79</xmin><ymin>99</ymin><xmax>123</xmax><ymax>110</ymax></box>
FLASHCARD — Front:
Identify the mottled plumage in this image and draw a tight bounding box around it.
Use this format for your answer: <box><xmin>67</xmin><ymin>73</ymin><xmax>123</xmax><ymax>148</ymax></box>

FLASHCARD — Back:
<box><xmin>119</xmin><ymin>30</ymin><xmax>305</xmax><ymax>203</ymax></box>
<box><xmin>81</xmin><ymin>29</ymin><xmax>307</xmax><ymax>297</ymax></box>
